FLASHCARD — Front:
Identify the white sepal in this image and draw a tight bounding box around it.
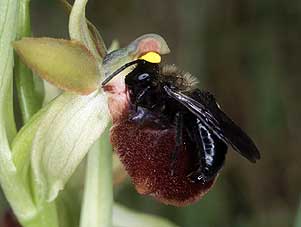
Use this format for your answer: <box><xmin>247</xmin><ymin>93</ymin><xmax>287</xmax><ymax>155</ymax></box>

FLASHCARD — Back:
<box><xmin>31</xmin><ymin>91</ymin><xmax>109</xmax><ymax>202</ymax></box>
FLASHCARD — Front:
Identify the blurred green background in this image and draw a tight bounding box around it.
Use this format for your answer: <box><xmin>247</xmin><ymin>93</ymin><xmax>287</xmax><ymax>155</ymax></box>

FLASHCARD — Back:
<box><xmin>2</xmin><ymin>0</ymin><xmax>301</xmax><ymax>226</ymax></box>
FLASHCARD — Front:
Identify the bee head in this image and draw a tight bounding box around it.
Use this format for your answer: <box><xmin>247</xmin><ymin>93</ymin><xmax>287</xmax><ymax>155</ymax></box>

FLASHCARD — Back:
<box><xmin>125</xmin><ymin>60</ymin><xmax>159</xmax><ymax>89</ymax></box>
<box><xmin>102</xmin><ymin>52</ymin><xmax>161</xmax><ymax>87</ymax></box>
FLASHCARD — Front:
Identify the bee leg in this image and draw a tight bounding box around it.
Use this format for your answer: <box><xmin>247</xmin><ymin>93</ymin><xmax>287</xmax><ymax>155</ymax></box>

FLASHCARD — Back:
<box><xmin>134</xmin><ymin>86</ymin><xmax>151</xmax><ymax>111</ymax></box>
<box><xmin>186</xmin><ymin>124</ymin><xmax>209</xmax><ymax>184</ymax></box>
<box><xmin>170</xmin><ymin>112</ymin><xmax>183</xmax><ymax>176</ymax></box>
<box><xmin>185</xmin><ymin>126</ymin><xmax>202</xmax><ymax>169</ymax></box>
<box><xmin>188</xmin><ymin>167</ymin><xmax>213</xmax><ymax>184</ymax></box>
<box><xmin>188</xmin><ymin>126</ymin><xmax>227</xmax><ymax>184</ymax></box>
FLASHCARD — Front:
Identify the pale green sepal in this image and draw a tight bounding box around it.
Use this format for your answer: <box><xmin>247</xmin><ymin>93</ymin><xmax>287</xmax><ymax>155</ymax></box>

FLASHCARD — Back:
<box><xmin>13</xmin><ymin>37</ymin><xmax>100</xmax><ymax>95</ymax></box>
<box><xmin>31</xmin><ymin>91</ymin><xmax>109</xmax><ymax>202</ymax></box>
<box><xmin>113</xmin><ymin>204</ymin><xmax>179</xmax><ymax>227</ymax></box>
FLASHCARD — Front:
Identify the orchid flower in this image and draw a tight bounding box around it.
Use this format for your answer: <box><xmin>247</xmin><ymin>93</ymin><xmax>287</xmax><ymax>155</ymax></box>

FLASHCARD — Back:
<box><xmin>0</xmin><ymin>0</ymin><xmax>176</xmax><ymax>226</ymax></box>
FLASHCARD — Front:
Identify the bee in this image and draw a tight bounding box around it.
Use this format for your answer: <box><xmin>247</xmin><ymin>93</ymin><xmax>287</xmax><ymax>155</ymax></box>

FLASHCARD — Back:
<box><xmin>102</xmin><ymin>52</ymin><xmax>260</xmax><ymax>205</ymax></box>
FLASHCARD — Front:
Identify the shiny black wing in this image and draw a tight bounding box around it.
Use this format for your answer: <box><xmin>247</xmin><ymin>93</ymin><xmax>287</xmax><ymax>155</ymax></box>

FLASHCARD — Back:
<box><xmin>164</xmin><ymin>86</ymin><xmax>260</xmax><ymax>162</ymax></box>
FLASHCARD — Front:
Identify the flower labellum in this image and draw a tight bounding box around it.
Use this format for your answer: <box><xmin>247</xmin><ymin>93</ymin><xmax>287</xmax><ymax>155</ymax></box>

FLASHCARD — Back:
<box><xmin>104</xmin><ymin>34</ymin><xmax>260</xmax><ymax>206</ymax></box>
<box><xmin>110</xmin><ymin>120</ymin><xmax>215</xmax><ymax>206</ymax></box>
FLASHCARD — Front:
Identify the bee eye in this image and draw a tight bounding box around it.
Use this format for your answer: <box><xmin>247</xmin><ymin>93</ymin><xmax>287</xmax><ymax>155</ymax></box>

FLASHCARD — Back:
<box><xmin>138</xmin><ymin>73</ymin><xmax>150</xmax><ymax>81</ymax></box>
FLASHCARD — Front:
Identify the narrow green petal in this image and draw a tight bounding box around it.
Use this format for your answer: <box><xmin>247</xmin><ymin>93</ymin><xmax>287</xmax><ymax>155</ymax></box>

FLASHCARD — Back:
<box><xmin>87</xmin><ymin>21</ymin><xmax>107</xmax><ymax>58</ymax></box>
<box><xmin>69</xmin><ymin>0</ymin><xmax>105</xmax><ymax>60</ymax></box>
<box><xmin>13</xmin><ymin>37</ymin><xmax>100</xmax><ymax>95</ymax></box>
<box><xmin>31</xmin><ymin>92</ymin><xmax>109</xmax><ymax>202</ymax></box>
<box><xmin>60</xmin><ymin>0</ymin><xmax>107</xmax><ymax>58</ymax></box>
<box><xmin>108</xmin><ymin>39</ymin><xmax>119</xmax><ymax>52</ymax></box>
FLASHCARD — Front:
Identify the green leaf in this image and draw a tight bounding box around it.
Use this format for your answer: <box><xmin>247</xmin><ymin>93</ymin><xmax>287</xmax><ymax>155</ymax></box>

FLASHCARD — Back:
<box><xmin>31</xmin><ymin>92</ymin><xmax>109</xmax><ymax>202</ymax></box>
<box><xmin>14</xmin><ymin>58</ymin><xmax>44</xmax><ymax>123</ymax></box>
<box><xmin>14</xmin><ymin>0</ymin><xmax>44</xmax><ymax>124</ymax></box>
<box><xmin>13</xmin><ymin>37</ymin><xmax>100</xmax><ymax>95</ymax></box>
<box><xmin>0</xmin><ymin>0</ymin><xmax>37</xmax><ymax>223</ymax></box>
<box><xmin>113</xmin><ymin>204</ymin><xmax>179</xmax><ymax>227</ymax></box>
<box><xmin>0</xmin><ymin>0</ymin><xmax>18</xmax><ymax>143</ymax></box>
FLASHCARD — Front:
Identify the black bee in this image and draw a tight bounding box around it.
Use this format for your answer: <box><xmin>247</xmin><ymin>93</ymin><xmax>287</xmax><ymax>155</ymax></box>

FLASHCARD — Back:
<box><xmin>102</xmin><ymin>59</ymin><xmax>260</xmax><ymax>184</ymax></box>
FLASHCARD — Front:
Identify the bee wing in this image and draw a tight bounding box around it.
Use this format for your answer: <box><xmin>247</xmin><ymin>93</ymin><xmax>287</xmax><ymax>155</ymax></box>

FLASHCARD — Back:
<box><xmin>164</xmin><ymin>86</ymin><xmax>260</xmax><ymax>162</ymax></box>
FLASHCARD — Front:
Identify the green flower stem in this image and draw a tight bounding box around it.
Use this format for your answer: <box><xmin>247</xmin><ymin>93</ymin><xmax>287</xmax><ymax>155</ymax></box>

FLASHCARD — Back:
<box><xmin>15</xmin><ymin>0</ymin><xmax>43</xmax><ymax>124</ymax></box>
<box><xmin>80</xmin><ymin>126</ymin><xmax>113</xmax><ymax>227</ymax></box>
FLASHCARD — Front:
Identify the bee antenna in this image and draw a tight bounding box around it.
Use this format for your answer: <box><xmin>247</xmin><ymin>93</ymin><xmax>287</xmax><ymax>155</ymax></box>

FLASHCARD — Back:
<box><xmin>102</xmin><ymin>59</ymin><xmax>143</xmax><ymax>86</ymax></box>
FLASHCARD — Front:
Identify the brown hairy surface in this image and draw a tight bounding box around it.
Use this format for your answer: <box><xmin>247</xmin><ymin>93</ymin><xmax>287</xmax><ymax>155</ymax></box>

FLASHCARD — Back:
<box><xmin>110</xmin><ymin>113</ymin><xmax>215</xmax><ymax>206</ymax></box>
<box><xmin>160</xmin><ymin>64</ymin><xmax>198</xmax><ymax>91</ymax></box>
